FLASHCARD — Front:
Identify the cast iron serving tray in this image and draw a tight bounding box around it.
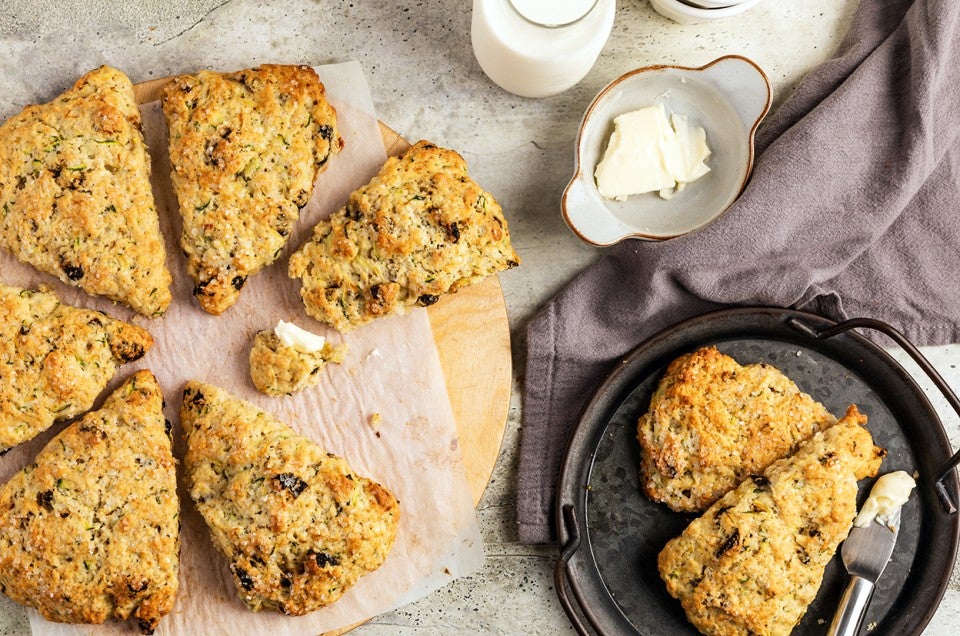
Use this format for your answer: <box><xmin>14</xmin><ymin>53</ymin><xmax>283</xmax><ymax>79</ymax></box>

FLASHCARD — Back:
<box><xmin>554</xmin><ymin>307</ymin><xmax>960</xmax><ymax>635</ymax></box>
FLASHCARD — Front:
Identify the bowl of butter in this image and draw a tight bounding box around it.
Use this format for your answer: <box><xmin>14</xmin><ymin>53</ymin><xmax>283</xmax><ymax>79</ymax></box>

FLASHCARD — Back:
<box><xmin>562</xmin><ymin>55</ymin><xmax>771</xmax><ymax>246</ymax></box>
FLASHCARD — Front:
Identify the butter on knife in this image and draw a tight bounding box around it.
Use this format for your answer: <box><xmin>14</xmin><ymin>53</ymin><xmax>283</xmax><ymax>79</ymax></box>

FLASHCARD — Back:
<box><xmin>828</xmin><ymin>470</ymin><xmax>916</xmax><ymax>636</ymax></box>
<box><xmin>853</xmin><ymin>470</ymin><xmax>916</xmax><ymax>529</ymax></box>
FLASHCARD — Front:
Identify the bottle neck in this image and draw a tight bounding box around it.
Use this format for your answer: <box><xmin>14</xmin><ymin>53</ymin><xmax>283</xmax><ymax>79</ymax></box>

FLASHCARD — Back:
<box><xmin>507</xmin><ymin>0</ymin><xmax>600</xmax><ymax>28</ymax></box>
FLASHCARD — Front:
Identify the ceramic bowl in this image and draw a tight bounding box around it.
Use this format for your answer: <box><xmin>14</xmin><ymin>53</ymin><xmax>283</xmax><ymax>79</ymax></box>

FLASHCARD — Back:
<box><xmin>681</xmin><ymin>0</ymin><xmax>754</xmax><ymax>9</ymax></box>
<box><xmin>561</xmin><ymin>55</ymin><xmax>771</xmax><ymax>246</ymax></box>
<box><xmin>650</xmin><ymin>0</ymin><xmax>764</xmax><ymax>24</ymax></box>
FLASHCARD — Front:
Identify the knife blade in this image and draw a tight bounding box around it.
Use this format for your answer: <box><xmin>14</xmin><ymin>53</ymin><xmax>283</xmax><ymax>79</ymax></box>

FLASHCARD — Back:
<box><xmin>826</xmin><ymin>507</ymin><xmax>901</xmax><ymax>636</ymax></box>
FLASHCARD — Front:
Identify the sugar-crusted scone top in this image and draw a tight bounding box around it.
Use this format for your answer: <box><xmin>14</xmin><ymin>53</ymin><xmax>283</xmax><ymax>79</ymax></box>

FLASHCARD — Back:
<box><xmin>0</xmin><ymin>66</ymin><xmax>172</xmax><ymax>317</ymax></box>
<box><xmin>638</xmin><ymin>346</ymin><xmax>839</xmax><ymax>513</ymax></box>
<box><xmin>658</xmin><ymin>406</ymin><xmax>884</xmax><ymax>636</ymax></box>
<box><xmin>289</xmin><ymin>140</ymin><xmax>520</xmax><ymax>332</ymax></box>
<box><xmin>0</xmin><ymin>283</ymin><xmax>153</xmax><ymax>452</ymax></box>
<box><xmin>161</xmin><ymin>64</ymin><xmax>343</xmax><ymax>315</ymax></box>
<box><xmin>0</xmin><ymin>370</ymin><xmax>180</xmax><ymax>633</ymax></box>
<box><xmin>181</xmin><ymin>381</ymin><xmax>399</xmax><ymax>615</ymax></box>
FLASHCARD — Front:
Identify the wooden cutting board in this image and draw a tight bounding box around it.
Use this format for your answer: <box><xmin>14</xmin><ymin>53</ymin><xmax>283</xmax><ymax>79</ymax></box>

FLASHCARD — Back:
<box><xmin>133</xmin><ymin>78</ymin><xmax>511</xmax><ymax>506</ymax></box>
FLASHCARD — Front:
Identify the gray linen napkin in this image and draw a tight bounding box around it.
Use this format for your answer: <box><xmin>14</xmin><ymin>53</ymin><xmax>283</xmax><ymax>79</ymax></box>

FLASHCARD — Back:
<box><xmin>519</xmin><ymin>0</ymin><xmax>960</xmax><ymax>544</ymax></box>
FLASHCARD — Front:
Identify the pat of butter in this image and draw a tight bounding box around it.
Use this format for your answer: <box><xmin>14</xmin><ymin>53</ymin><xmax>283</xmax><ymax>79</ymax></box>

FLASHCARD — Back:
<box><xmin>594</xmin><ymin>103</ymin><xmax>711</xmax><ymax>201</ymax></box>
<box><xmin>274</xmin><ymin>320</ymin><xmax>325</xmax><ymax>354</ymax></box>
<box><xmin>853</xmin><ymin>470</ymin><xmax>916</xmax><ymax>528</ymax></box>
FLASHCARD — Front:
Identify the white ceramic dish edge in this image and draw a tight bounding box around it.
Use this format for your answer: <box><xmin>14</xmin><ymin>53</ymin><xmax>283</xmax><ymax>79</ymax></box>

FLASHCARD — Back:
<box><xmin>561</xmin><ymin>55</ymin><xmax>772</xmax><ymax>247</ymax></box>
<box><xmin>682</xmin><ymin>0</ymin><xmax>752</xmax><ymax>8</ymax></box>
<box><xmin>650</xmin><ymin>0</ymin><xmax>764</xmax><ymax>25</ymax></box>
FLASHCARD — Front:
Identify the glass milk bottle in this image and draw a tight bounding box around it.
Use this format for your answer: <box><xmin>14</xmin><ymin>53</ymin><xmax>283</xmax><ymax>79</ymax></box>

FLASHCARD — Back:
<box><xmin>471</xmin><ymin>0</ymin><xmax>616</xmax><ymax>98</ymax></box>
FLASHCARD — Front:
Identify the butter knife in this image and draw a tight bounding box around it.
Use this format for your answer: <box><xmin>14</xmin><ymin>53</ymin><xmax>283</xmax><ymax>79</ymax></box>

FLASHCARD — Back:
<box><xmin>827</xmin><ymin>507</ymin><xmax>901</xmax><ymax>636</ymax></box>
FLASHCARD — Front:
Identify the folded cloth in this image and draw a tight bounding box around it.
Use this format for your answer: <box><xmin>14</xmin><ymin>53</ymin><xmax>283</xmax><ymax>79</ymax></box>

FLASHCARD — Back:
<box><xmin>519</xmin><ymin>0</ymin><xmax>960</xmax><ymax>544</ymax></box>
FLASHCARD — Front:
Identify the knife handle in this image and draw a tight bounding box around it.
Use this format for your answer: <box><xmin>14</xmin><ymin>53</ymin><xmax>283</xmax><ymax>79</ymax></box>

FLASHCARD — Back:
<box><xmin>827</xmin><ymin>575</ymin><xmax>876</xmax><ymax>636</ymax></box>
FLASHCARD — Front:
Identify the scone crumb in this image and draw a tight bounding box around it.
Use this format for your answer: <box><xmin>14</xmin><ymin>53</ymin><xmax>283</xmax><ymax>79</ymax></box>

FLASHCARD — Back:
<box><xmin>249</xmin><ymin>329</ymin><xmax>346</xmax><ymax>397</ymax></box>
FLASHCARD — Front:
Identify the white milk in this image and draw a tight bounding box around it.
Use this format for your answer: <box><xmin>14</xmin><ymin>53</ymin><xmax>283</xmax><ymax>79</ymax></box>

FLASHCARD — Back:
<box><xmin>471</xmin><ymin>0</ymin><xmax>616</xmax><ymax>98</ymax></box>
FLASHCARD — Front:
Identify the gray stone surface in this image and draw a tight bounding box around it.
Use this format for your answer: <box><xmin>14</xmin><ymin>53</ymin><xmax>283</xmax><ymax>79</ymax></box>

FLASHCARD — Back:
<box><xmin>0</xmin><ymin>0</ymin><xmax>957</xmax><ymax>634</ymax></box>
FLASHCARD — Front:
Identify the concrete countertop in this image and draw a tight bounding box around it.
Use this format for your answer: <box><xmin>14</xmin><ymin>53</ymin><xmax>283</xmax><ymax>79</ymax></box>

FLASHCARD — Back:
<box><xmin>1</xmin><ymin>1</ymin><xmax>958</xmax><ymax>634</ymax></box>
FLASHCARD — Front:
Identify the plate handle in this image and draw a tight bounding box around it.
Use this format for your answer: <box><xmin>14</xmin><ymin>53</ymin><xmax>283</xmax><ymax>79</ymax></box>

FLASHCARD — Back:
<box><xmin>555</xmin><ymin>504</ymin><xmax>594</xmax><ymax>635</ymax></box>
<box><xmin>787</xmin><ymin>316</ymin><xmax>960</xmax><ymax>514</ymax></box>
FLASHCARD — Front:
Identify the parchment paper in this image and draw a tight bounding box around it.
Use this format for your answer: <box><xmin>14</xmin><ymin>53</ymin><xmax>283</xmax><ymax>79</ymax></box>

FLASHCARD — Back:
<box><xmin>0</xmin><ymin>61</ymin><xmax>484</xmax><ymax>635</ymax></box>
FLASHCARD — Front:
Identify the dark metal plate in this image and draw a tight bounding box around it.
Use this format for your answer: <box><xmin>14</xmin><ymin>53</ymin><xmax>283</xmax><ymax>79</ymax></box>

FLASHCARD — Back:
<box><xmin>555</xmin><ymin>307</ymin><xmax>959</xmax><ymax>635</ymax></box>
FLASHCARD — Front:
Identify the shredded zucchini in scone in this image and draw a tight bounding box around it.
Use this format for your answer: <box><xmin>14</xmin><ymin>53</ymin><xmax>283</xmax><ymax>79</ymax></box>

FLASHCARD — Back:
<box><xmin>658</xmin><ymin>406</ymin><xmax>884</xmax><ymax>636</ymax></box>
<box><xmin>0</xmin><ymin>371</ymin><xmax>179</xmax><ymax>633</ymax></box>
<box><xmin>0</xmin><ymin>282</ymin><xmax>153</xmax><ymax>452</ymax></box>
<box><xmin>161</xmin><ymin>64</ymin><xmax>342</xmax><ymax>315</ymax></box>
<box><xmin>638</xmin><ymin>346</ymin><xmax>838</xmax><ymax>513</ymax></box>
<box><xmin>0</xmin><ymin>66</ymin><xmax>172</xmax><ymax>316</ymax></box>
<box><xmin>289</xmin><ymin>140</ymin><xmax>520</xmax><ymax>332</ymax></box>
<box><xmin>181</xmin><ymin>381</ymin><xmax>399</xmax><ymax>615</ymax></box>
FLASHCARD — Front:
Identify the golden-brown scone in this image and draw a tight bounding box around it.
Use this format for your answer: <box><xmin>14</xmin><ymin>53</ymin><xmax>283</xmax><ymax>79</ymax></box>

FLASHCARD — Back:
<box><xmin>181</xmin><ymin>381</ymin><xmax>399</xmax><ymax>615</ymax></box>
<box><xmin>288</xmin><ymin>140</ymin><xmax>520</xmax><ymax>332</ymax></box>
<box><xmin>638</xmin><ymin>346</ymin><xmax>838</xmax><ymax>512</ymax></box>
<box><xmin>0</xmin><ymin>370</ymin><xmax>180</xmax><ymax>634</ymax></box>
<box><xmin>249</xmin><ymin>328</ymin><xmax>346</xmax><ymax>397</ymax></box>
<box><xmin>0</xmin><ymin>66</ymin><xmax>172</xmax><ymax>317</ymax></box>
<box><xmin>0</xmin><ymin>282</ymin><xmax>153</xmax><ymax>452</ymax></box>
<box><xmin>161</xmin><ymin>64</ymin><xmax>343</xmax><ymax>315</ymax></box>
<box><xmin>658</xmin><ymin>406</ymin><xmax>884</xmax><ymax>636</ymax></box>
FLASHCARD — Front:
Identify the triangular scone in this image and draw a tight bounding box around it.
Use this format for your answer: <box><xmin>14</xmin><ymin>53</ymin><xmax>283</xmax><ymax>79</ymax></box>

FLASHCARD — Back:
<box><xmin>0</xmin><ymin>370</ymin><xmax>180</xmax><ymax>633</ymax></box>
<box><xmin>0</xmin><ymin>283</ymin><xmax>153</xmax><ymax>452</ymax></box>
<box><xmin>161</xmin><ymin>65</ymin><xmax>343</xmax><ymax>315</ymax></box>
<box><xmin>638</xmin><ymin>346</ymin><xmax>839</xmax><ymax>512</ymax></box>
<box><xmin>288</xmin><ymin>140</ymin><xmax>520</xmax><ymax>332</ymax></box>
<box><xmin>658</xmin><ymin>406</ymin><xmax>885</xmax><ymax>635</ymax></box>
<box><xmin>0</xmin><ymin>66</ymin><xmax>172</xmax><ymax>317</ymax></box>
<box><xmin>181</xmin><ymin>381</ymin><xmax>399</xmax><ymax>615</ymax></box>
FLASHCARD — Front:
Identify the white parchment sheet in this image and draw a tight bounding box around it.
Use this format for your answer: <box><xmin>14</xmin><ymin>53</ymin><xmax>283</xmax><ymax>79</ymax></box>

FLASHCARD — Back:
<box><xmin>0</xmin><ymin>61</ymin><xmax>484</xmax><ymax>635</ymax></box>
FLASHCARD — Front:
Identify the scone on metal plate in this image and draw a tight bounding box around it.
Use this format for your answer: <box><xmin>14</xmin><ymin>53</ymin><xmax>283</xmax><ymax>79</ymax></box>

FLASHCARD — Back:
<box><xmin>181</xmin><ymin>381</ymin><xmax>399</xmax><ymax>615</ymax></box>
<box><xmin>637</xmin><ymin>346</ymin><xmax>838</xmax><ymax>513</ymax></box>
<box><xmin>658</xmin><ymin>406</ymin><xmax>884</xmax><ymax>636</ymax></box>
<box><xmin>0</xmin><ymin>370</ymin><xmax>180</xmax><ymax>634</ymax></box>
<box><xmin>0</xmin><ymin>282</ymin><xmax>153</xmax><ymax>452</ymax></box>
<box><xmin>249</xmin><ymin>321</ymin><xmax>347</xmax><ymax>397</ymax></box>
<box><xmin>0</xmin><ymin>66</ymin><xmax>172</xmax><ymax>317</ymax></box>
<box><xmin>161</xmin><ymin>64</ymin><xmax>343</xmax><ymax>315</ymax></box>
<box><xmin>288</xmin><ymin>140</ymin><xmax>520</xmax><ymax>332</ymax></box>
